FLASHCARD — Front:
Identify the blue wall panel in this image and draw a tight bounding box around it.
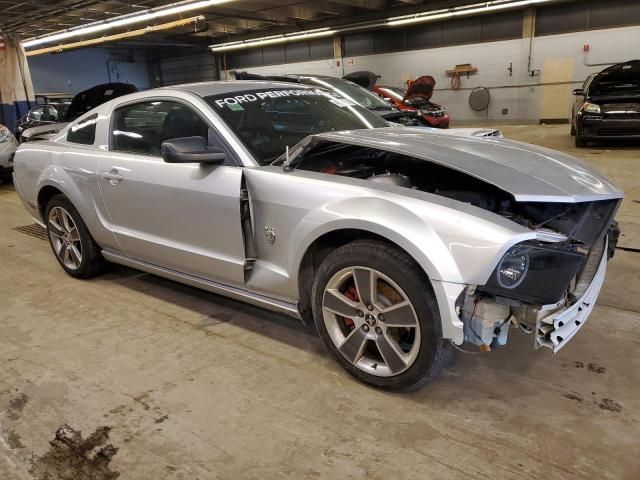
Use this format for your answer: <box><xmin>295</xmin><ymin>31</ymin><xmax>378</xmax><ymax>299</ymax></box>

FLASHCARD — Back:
<box><xmin>28</xmin><ymin>48</ymin><xmax>150</xmax><ymax>95</ymax></box>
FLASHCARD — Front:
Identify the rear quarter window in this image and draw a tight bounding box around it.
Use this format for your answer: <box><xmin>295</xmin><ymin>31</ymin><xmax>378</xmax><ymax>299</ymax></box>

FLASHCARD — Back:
<box><xmin>66</xmin><ymin>114</ymin><xmax>98</xmax><ymax>145</ymax></box>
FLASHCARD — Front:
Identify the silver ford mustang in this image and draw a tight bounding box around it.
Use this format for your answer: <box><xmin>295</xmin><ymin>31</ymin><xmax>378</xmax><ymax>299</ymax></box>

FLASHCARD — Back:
<box><xmin>13</xmin><ymin>81</ymin><xmax>623</xmax><ymax>390</ymax></box>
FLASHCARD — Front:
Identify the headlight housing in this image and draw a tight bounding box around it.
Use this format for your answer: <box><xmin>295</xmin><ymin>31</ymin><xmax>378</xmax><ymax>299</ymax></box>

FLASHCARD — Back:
<box><xmin>480</xmin><ymin>242</ymin><xmax>586</xmax><ymax>305</ymax></box>
<box><xmin>582</xmin><ymin>102</ymin><xmax>601</xmax><ymax>114</ymax></box>
<box><xmin>496</xmin><ymin>247</ymin><xmax>529</xmax><ymax>288</ymax></box>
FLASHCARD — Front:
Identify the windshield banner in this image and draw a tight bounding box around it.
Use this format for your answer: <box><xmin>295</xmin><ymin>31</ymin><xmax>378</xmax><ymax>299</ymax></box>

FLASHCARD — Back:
<box><xmin>213</xmin><ymin>88</ymin><xmax>332</xmax><ymax>109</ymax></box>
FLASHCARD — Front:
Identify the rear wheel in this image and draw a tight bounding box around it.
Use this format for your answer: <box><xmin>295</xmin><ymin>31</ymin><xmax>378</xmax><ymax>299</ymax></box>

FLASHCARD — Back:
<box><xmin>45</xmin><ymin>194</ymin><xmax>105</xmax><ymax>278</ymax></box>
<box><xmin>312</xmin><ymin>240</ymin><xmax>453</xmax><ymax>391</ymax></box>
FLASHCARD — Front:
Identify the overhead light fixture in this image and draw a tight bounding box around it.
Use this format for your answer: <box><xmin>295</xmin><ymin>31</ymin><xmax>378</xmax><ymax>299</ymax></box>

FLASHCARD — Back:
<box><xmin>388</xmin><ymin>0</ymin><xmax>554</xmax><ymax>26</ymax></box>
<box><xmin>23</xmin><ymin>0</ymin><xmax>231</xmax><ymax>49</ymax></box>
<box><xmin>210</xmin><ymin>28</ymin><xmax>335</xmax><ymax>52</ymax></box>
<box><xmin>25</xmin><ymin>16</ymin><xmax>203</xmax><ymax>56</ymax></box>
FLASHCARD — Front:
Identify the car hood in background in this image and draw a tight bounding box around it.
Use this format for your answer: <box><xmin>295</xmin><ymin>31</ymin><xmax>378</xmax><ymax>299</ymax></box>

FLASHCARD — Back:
<box><xmin>314</xmin><ymin>128</ymin><xmax>623</xmax><ymax>203</ymax></box>
<box><xmin>65</xmin><ymin>82</ymin><xmax>137</xmax><ymax>121</ymax></box>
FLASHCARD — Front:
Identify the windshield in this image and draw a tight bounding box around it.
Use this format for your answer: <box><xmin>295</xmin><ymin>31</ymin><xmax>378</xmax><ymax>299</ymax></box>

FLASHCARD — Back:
<box><xmin>205</xmin><ymin>87</ymin><xmax>389</xmax><ymax>165</ymax></box>
<box><xmin>379</xmin><ymin>87</ymin><xmax>405</xmax><ymax>101</ymax></box>
<box><xmin>304</xmin><ymin>77</ymin><xmax>392</xmax><ymax>110</ymax></box>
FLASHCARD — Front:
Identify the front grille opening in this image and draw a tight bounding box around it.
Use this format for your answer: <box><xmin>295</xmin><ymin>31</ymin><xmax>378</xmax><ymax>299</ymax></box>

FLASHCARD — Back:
<box><xmin>13</xmin><ymin>223</ymin><xmax>48</xmax><ymax>241</ymax></box>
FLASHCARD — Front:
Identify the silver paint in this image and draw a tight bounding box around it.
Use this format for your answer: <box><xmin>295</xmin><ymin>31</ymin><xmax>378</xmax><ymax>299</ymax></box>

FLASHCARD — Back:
<box><xmin>12</xmin><ymin>81</ymin><xmax>623</xmax><ymax>345</ymax></box>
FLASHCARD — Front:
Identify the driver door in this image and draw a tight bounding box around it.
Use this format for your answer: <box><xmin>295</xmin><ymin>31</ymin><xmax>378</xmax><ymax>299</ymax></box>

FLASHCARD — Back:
<box><xmin>97</xmin><ymin>98</ymin><xmax>247</xmax><ymax>287</ymax></box>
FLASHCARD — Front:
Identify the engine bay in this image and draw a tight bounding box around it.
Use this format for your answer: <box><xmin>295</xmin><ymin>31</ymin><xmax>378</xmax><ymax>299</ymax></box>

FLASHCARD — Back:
<box><xmin>292</xmin><ymin>140</ymin><xmax>618</xmax><ymax>248</ymax></box>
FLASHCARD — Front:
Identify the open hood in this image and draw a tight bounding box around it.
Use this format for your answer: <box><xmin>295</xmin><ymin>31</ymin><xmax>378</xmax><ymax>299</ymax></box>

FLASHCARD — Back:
<box><xmin>313</xmin><ymin>128</ymin><xmax>623</xmax><ymax>203</ymax></box>
<box><xmin>65</xmin><ymin>83</ymin><xmax>137</xmax><ymax>121</ymax></box>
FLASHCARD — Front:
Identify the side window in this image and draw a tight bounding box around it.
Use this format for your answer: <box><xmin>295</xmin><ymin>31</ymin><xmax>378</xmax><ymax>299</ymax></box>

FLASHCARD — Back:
<box><xmin>67</xmin><ymin>114</ymin><xmax>98</xmax><ymax>145</ymax></box>
<box><xmin>111</xmin><ymin>100</ymin><xmax>209</xmax><ymax>156</ymax></box>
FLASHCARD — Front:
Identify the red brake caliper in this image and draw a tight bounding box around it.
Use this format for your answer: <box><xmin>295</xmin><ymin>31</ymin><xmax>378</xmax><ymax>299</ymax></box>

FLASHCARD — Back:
<box><xmin>343</xmin><ymin>283</ymin><xmax>360</xmax><ymax>330</ymax></box>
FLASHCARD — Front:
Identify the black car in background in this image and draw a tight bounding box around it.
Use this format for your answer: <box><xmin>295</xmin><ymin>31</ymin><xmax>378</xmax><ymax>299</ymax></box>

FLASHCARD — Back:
<box><xmin>17</xmin><ymin>82</ymin><xmax>138</xmax><ymax>142</ymax></box>
<box><xmin>15</xmin><ymin>103</ymin><xmax>70</xmax><ymax>141</ymax></box>
<box><xmin>572</xmin><ymin>60</ymin><xmax>640</xmax><ymax>147</ymax></box>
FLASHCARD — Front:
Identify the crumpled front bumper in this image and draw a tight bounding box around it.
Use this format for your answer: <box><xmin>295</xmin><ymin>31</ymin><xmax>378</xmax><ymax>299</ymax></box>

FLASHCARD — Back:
<box><xmin>535</xmin><ymin>240</ymin><xmax>608</xmax><ymax>352</ymax></box>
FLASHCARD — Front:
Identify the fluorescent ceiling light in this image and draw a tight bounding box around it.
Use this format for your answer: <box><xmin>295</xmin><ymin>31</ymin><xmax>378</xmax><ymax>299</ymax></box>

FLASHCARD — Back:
<box><xmin>26</xmin><ymin>16</ymin><xmax>202</xmax><ymax>56</ymax></box>
<box><xmin>23</xmin><ymin>0</ymin><xmax>231</xmax><ymax>48</ymax></box>
<box><xmin>388</xmin><ymin>0</ymin><xmax>554</xmax><ymax>26</ymax></box>
<box><xmin>210</xmin><ymin>28</ymin><xmax>335</xmax><ymax>51</ymax></box>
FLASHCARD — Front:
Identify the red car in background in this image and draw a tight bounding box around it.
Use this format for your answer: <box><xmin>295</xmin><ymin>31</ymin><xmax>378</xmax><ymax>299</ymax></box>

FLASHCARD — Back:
<box><xmin>372</xmin><ymin>85</ymin><xmax>450</xmax><ymax>128</ymax></box>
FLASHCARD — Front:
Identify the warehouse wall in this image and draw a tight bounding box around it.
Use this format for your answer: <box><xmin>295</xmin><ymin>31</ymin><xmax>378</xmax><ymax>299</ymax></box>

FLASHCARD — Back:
<box><xmin>221</xmin><ymin>1</ymin><xmax>640</xmax><ymax>123</ymax></box>
<box><xmin>222</xmin><ymin>25</ymin><xmax>639</xmax><ymax>123</ymax></box>
<box><xmin>28</xmin><ymin>48</ymin><xmax>150</xmax><ymax>95</ymax></box>
<box><xmin>150</xmin><ymin>52</ymin><xmax>218</xmax><ymax>87</ymax></box>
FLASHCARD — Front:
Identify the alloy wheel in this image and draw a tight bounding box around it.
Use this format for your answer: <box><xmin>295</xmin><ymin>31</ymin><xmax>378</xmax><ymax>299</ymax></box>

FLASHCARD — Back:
<box><xmin>322</xmin><ymin>267</ymin><xmax>421</xmax><ymax>377</ymax></box>
<box><xmin>48</xmin><ymin>206</ymin><xmax>82</xmax><ymax>270</ymax></box>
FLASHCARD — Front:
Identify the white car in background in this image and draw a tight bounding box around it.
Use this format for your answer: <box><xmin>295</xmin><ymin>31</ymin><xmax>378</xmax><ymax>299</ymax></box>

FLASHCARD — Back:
<box><xmin>0</xmin><ymin>124</ymin><xmax>18</xmax><ymax>183</ymax></box>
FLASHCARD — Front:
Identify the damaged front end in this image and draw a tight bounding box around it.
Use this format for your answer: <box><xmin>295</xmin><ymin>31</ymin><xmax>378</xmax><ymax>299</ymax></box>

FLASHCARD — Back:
<box><xmin>284</xmin><ymin>134</ymin><xmax>622</xmax><ymax>353</ymax></box>
<box><xmin>460</xmin><ymin>234</ymin><xmax>612</xmax><ymax>353</ymax></box>
<box><xmin>459</xmin><ymin>199</ymin><xmax>619</xmax><ymax>352</ymax></box>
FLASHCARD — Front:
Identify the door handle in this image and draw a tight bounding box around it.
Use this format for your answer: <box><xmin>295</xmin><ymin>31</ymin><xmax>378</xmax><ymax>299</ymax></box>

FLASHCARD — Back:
<box><xmin>101</xmin><ymin>169</ymin><xmax>123</xmax><ymax>185</ymax></box>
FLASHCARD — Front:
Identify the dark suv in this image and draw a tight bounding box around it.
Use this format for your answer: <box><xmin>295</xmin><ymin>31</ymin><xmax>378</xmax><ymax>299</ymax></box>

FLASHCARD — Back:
<box><xmin>572</xmin><ymin>60</ymin><xmax>640</xmax><ymax>147</ymax></box>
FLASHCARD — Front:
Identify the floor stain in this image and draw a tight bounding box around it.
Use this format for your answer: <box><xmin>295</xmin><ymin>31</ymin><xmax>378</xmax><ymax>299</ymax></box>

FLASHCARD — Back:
<box><xmin>154</xmin><ymin>414</ymin><xmax>169</xmax><ymax>424</ymax></box>
<box><xmin>30</xmin><ymin>425</ymin><xmax>120</xmax><ymax>480</ymax></box>
<box><xmin>199</xmin><ymin>311</ymin><xmax>236</xmax><ymax>328</ymax></box>
<box><xmin>563</xmin><ymin>393</ymin><xmax>583</xmax><ymax>403</ymax></box>
<box><xmin>574</xmin><ymin>361</ymin><xmax>584</xmax><ymax>369</ymax></box>
<box><xmin>7</xmin><ymin>392</ymin><xmax>29</xmax><ymax>421</ymax></box>
<box><xmin>596</xmin><ymin>398</ymin><xmax>622</xmax><ymax>412</ymax></box>
<box><xmin>587</xmin><ymin>362</ymin><xmax>606</xmax><ymax>374</ymax></box>
<box><xmin>132</xmin><ymin>391</ymin><xmax>153</xmax><ymax>411</ymax></box>
<box><xmin>7</xmin><ymin>430</ymin><xmax>25</xmax><ymax>449</ymax></box>
<box><xmin>105</xmin><ymin>404</ymin><xmax>134</xmax><ymax>417</ymax></box>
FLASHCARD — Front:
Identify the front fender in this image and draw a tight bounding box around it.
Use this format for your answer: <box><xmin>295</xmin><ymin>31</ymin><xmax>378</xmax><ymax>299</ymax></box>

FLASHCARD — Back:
<box><xmin>289</xmin><ymin>194</ymin><xmax>535</xmax><ymax>288</ymax></box>
<box><xmin>288</xmin><ymin>196</ymin><xmax>459</xmax><ymax>285</ymax></box>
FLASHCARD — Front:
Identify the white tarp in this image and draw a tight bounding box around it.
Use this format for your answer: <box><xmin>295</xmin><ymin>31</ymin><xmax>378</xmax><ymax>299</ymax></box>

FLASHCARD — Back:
<box><xmin>0</xmin><ymin>34</ymin><xmax>35</xmax><ymax>130</ymax></box>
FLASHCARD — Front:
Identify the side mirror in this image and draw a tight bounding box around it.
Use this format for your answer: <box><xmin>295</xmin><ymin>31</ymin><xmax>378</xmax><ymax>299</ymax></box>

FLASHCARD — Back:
<box><xmin>161</xmin><ymin>136</ymin><xmax>226</xmax><ymax>164</ymax></box>
<box><xmin>573</xmin><ymin>88</ymin><xmax>584</xmax><ymax>96</ymax></box>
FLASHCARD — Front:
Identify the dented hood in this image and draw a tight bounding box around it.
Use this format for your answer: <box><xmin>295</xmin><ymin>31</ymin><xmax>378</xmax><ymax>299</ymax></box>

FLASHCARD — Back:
<box><xmin>314</xmin><ymin>128</ymin><xmax>623</xmax><ymax>202</ymax></box>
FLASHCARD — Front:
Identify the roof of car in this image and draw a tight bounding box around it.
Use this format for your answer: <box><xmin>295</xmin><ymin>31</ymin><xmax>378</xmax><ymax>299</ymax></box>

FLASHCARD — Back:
<box><xmin>163</xmin><ymin>80</ymin><xmax>317</xmax><ymax>97</ymax></box>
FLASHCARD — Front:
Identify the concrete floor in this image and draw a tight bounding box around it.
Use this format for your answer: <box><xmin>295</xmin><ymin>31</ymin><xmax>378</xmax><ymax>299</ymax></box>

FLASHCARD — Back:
<box><xmin>0</xmin><ymin>125</ymin><xmax>639</xmax><ymax>479</ymax></box>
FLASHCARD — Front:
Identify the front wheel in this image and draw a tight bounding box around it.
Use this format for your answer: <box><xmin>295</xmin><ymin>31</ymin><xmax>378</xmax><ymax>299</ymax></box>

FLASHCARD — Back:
<box><xmin>45</xmin><ymin>194</ymin><xmax>106</xmax><ymax>278</ymax></box>
<box><xmin>312</xmin><ymin>240</ymin><xmax>453</xmax><ymax>391</ymax></box>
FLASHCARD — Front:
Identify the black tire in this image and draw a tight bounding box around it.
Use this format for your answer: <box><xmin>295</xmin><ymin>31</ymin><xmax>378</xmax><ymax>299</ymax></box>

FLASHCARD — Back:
<box><xmin>575</xmin><ymin>131</ymin><xmax>586</xmax><ymax>147</ymax></box>
<box><xmin>45</xmin><ymin>194</ymin><xmax>106</xmax><ymax>278</ymax></box>
<box><xmin>570</xmin><ymin>123</ymin><xmax>576</xmax><ymax>136</ymax></box>
<box><xmin>0</xmin><ymin>173</ymin><xmax>13</xmax><ymax>184</ymax></box>
<box><xmin>312</xmin><ymin>239</ymin><xmax>454</xmax><ymax>391</ymax></box>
